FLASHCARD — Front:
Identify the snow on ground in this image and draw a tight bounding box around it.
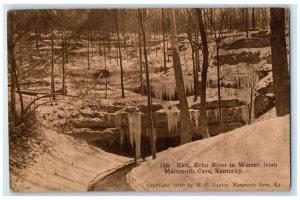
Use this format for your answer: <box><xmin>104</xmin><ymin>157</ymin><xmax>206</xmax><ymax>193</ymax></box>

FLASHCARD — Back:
<box><xmin>10</xmin><ymin>124</ymin><xmax>133</xmax><ymax>192</ymax></box>
<box><xmin>127</xmin><ymin>115</ymin><xmax>290</xmax><ymax>191</ymax></box>
<box><xmin>254</xmin><ymin>107</ymin><xmax>276</xmax><ymax>123</ymax></box>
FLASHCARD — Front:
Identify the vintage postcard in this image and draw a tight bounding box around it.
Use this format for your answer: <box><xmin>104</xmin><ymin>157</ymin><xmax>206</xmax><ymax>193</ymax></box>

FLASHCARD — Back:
<box><xmin>7</xmin><ymin>7</ymin><xmax>290</xmax><ymax>192</ymax></box>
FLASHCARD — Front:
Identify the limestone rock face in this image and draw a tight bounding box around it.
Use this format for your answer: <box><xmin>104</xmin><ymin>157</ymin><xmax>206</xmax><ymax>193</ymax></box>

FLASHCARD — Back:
<box><xmin>215</xmin><ymin>51</ymin><xmax>261</xmax><ymax>66</ymax></box>
<box><xmin>254</xmin><ymin>95</ymin><xmax>275</xmax><ymax>118</ymax></box>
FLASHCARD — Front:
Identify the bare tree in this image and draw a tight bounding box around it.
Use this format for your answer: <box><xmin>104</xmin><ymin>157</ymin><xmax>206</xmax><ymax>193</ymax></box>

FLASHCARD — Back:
<box><xmin>90</xmin><ymin>31</ymin><xmax>94</xmax><ymax>57</ymax></box>
<box><xmin>7</xmin><ymin>12</ymin><xmax>18</xmax><ymax>122</ymax></box>
<box><xmin>194</xmin><ymin>18</ymin><xmax>200</xmax><ymax>96</ymax></box>
<box><xmin>114</xmin><ymin>10</ymin><xmax>125</xmax><ymax>98</ymax></box>
<box><xmin>64</xmin><ymin>34</ymin><xmax>68</xmax><ymax>63</ymax></box>
<box><xmin>34</xmin><ymin>22</ymin><xmax>39</xmax><ymax>50</ymax></box>
<box><xmin>161</xmin><ymin>9</ymin><xmax>167</xmax><ymax>74</ymax></box>
<box><xmin>186</xmin><ymin>10</ymin><xmax>198</xmax><ymax>101</ymax></box>
<box><xmin>61</xmin><ymin>29</ymin><xmax>66</xmax><ymax>95</ymax></box>
<box><xmin>104</xmin><ymin>41</ymin><xmax>108</xmax><ymax>99</ymax></box>
<box><xmin>138</xmin><ymin>9</ymin><xmax>157</xmax><ymax>159</ymax></box>
<box><xmin>122</xmin><ymin>10</ymin><xmax>127</xmax><ymax>49</ymax></box>
<box><xmin>245</xmin><ymin>8</ymin><xmax>249</xmax><ymax>38</ymax></box>
<box><xmin>169</xmin><ymin>9</ymin><xmax>192</xmax><ymax>144</ymax></box>
<box><xmin>50</xmin><ymin>27</ymin><xmax>56</xmax><ymax>101</ymax></box>
<box><xmin>98</xmin><ymin>31</ymin><xmax>102</xmax><ymax>56</ymax></box>
<box><xmin>210</xmin><ymin>10</ymin><xmax>226</xmax><ymax>125</ymax></box>
<box><xmin>252</xmin><ymin>8</ymin><xmax>256</xmax><ymax>30</ymax></box>
<box><xmin>138</xmin><ymin>24</ymin><xmax>144</xmax><ymax>95</ymax></box>
<box><xmin>87</xmin><ymin>32</ymin><xmax>90</xmax><ymax>70</ymax></box>
<box><xmin>195</xmin><ymin>8</ymin><xmax>210</xmax><ymax>138</ymax></box>
<box><xmin>270</xmin><ymin>8</ymin><xmax>290</xmax><ymax>116</ymax></box>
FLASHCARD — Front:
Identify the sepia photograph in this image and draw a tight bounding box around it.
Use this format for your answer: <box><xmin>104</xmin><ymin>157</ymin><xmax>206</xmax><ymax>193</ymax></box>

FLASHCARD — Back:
<box><xmin>7</xmin><ymin>7</ymin><xmax>291</xmax><ymax>192</ymax></box>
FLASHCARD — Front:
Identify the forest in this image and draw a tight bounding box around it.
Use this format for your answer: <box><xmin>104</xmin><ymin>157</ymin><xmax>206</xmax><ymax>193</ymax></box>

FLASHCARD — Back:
<box><xmin>7</xmin><ymin>8</ymin><xmax>290</xmax><ymax>191</ymax></box>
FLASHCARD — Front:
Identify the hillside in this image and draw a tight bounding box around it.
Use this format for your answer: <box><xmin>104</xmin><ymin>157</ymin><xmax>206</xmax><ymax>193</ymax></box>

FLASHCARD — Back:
<box><xmin>10</xmin><ymin>117</ymin><xmax>132</xmax><ymax>192</ymax></box>
<box><xmin>127</xmin><ymin>115</ymin><xmax>290</xmax><ymax>191</ymax></box>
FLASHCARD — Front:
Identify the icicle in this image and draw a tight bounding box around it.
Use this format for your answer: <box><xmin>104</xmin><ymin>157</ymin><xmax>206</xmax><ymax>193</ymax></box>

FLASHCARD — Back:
<box><xmin>195</xmin><ymin>110</ymin><xmax>199</xmax><ymax>131</ymax></box>
<box><xmin>184</xmin><ymin>78</ymin><xmax>194</xmax><ymax>95</ymax></box>
<box><xmin>240</xmin><ymin>106</ymin><xmax>249</xmax><ymax>123</ymax></box>
<box><xmin>166</xmin><ymin>107</ymin><xmax>180</xmax><ymax>132</ymax></box>
<box><xmin>107</xmin><ymin>113</ymin><xmax>111</xmax><ymax>126</ymax></box>
<box><xmin>190</xmin><ymin>110</ymin><xmax>199</xmax><ymax>131</ymax></box>
<box><xmin>115</xmin><ymin>112</ymin><xmax>122</xmax><ymax>127</ymax></box>
<box><xmin>233</xmin><ymin>108</ymin><xmax>237</xmax><ymax>119</ymax></box>
<box><xmin>206</xmin><ymin>109</ymin><xmax>210</xmax><ymax>119</ymax></box>
<box><xmin>193</xmin><ymin>110</ymin><xmax>199</xmax><ymax>131</ymax></box>
<box><xmin>128</xmin><ymin>112</ymin><xmax>142</xmax><ymax>159</ymax></box>
<box><xmin>151</xmin><ymin>83</ymin><xmax>163</xmax><ymax>100</ymax></box>
<box><xmin>220</xmin><ymin>108</ymin><xmax>223</xmax><ymax>124</ymax></box>
<box><xmin>120</xmin><ymin>128</ymin><xmax>124</xmax><ymax>147</ymax></box>
<box><xmin>167</xmin><ymin>112</ymin><xmax>175</xmax><ymax>132</ymax></box>
<box><xmin>164</xmin><ymin>83</ymin><xmax>176</xmax><ymax>101</ymax></box>
<box><xmin>214</xmin><ymin>108</ymin><xmax>218</xmax><ymax>121</ymax></box>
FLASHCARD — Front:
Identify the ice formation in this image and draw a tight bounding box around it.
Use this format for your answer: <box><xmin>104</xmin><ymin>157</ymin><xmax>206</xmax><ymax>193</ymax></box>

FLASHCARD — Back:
<box><xmin>107</xmin><ymin>112</ymin><xmax>122</xmax><ymax>127</ymax></box>
<box><xmin>184</xmin><ymin>78</ymin><xmax>194</xmax><ymax>96</ymax></box>
<box><xmin>166</xmin><ymin>106</ymin><xmax>180</xmax><ymax>132</ymax></box>
<box><xmin>128</xmin><ymin>112</ymin><xmax>142</xmax><ymax>159</ymax></box>
<box><xmin>214</xmin><ymin>108</ymin><xmax>219</xmax><ymax>122</ymax></box>
<box><xmin>108</xmin><ymin>112</ymin><xmax>124</xmax><ymax>146</ymax></box>
<box><xmin>120</xmin><ymin>128</ymin><xmax>125</xmax><ymax>147</ymax></box>
<box><xmin>151</xmin><ymin>77</ymin><xmax>194</xmax><ymax>101</ymax></box>
<box><xmin>240</xmin><ymin>106</ymin><xmax>249</xmax><ymax>124</ymax></box>
<box><xmin>189</xmin><ymin>109</ymin><xmax>199</xmax><ymax>131</ymax></box>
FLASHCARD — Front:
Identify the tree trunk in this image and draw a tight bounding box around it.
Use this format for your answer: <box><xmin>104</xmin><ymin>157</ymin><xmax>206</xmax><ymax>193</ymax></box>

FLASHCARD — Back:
<box><xmin>233</xmin><ymin>9</ymin><xmax>236</xmax><ymax>31</ymax></box>
<box><xmin>192</xmin><ymin>51</ymin><xmax>198</xmax><ymax>101</ymax></box>
<box><xmin>115</xmin><ymin>35</ymin><xmax>118</xmax><ymax>64</ymax></box>
<box><xmin>166</xmin><ymin>39</ymin><xmax>170</xmax><ymax>62</ymax></box>
<box><xmin>90</xmin><ymin>31</ymin><xmax>93</xmax><ymax>57</ymax></box>
<box><xmin>169</xmin><ymin>9</ymin><xmax>192</xmax><ymax>144</ymax></box>
<box><xmin>115</xmin><ymin>10</ymin><xmax>125</xmax><ymax>98</ymax></box>
<box><xmin>51</xmin><ymin>27</ymin><xmax>56</xmax><ymax>101</ymax></box>
<box><xmin>195</xmin><ymin>22</ymin><xmax>200</xmax><ymax>73</ymax></box>
<box><xmin>270</xmin><ymin>8</ymin><xmax>290</xmax><ymax>116</ymax></box>
<box><xmin>252</xmin><ymin>8</ymin><xmax>255</xmax><ymax>30</ymax></box>
<box><xmin>195</xmin><ymin>8</ymin><xmax>210</xmax><ymax>138</ymax></box>
<box><xmin>210</xmin><ymin>8</ymin><xmax>213</xmax><ymax>32</ymax></box>
<box><xmin>264</xmin><ymin>9</ymin><xmax>268</xmax><ymax>28</ymax></box>
<box><xmin>216</xmin><ymin>45</ymin><xmax>222</xmax><ymax>124</ymax></box>
<box><xmin>10</xmin><ymin>67</ymin><xmax>17</xmax><ymax>122</ymax></box>
<box><xmin>64</xmin><ymin>35</ymin><xmax>68</xmax><ymax>63</ymax></box>
<box><xmin>104</xmin><ymin>41</ymin><xmax>108</xmax><ymax>99</ymax></box>
<box><xmin>229</xmin><ymin>10</ymin><xmax>232</xmax><ymax>33</ymax></box>
<box><xmin>8</xmin><ymin>15</ymin><xmax>17</xmax><ymax>122</ymax></box>
<box><xmin>245</xmin><ymin>8</ymin><xmax>249</xmax><ymax>38</ymax></box>
<box><xmin>98</xmin><ymin>31</ymin><xmax>102</xmax><ymax>56</ymax></box>
<box><xmin>12</xmin><ymin>59</ymin><xmax>24</xmax><ymax>123</ymax></box>
<box><xmin>122</xmin><ymin>10</ymin><xmax>126</xmax><ymax>49</ymax></box>
<box><xmin>155</xmin><ymin>15</ymin><xmax>158</xmax><ymax>57</ymax></box>
<box><xmin>8</xmin><ymin>13</ymin><xmax>24</xmax><ymax>124</ymax></box>
<box><xmin>162</xmin><ymin>9</ymin><xmax>167</xmax><ymax>74</ymax></box>
<box><xmin>138</xmin><ymin>9</ymin><xmax>157</xmax><ymax>159</ymax></box>
<box><xmin>35</xmin><ymin>24</ymin><xmax>39</xmax><ymax>50</ymax></box>
<box><xmin>211</xmin><ymin>16</ymin><xmax>223</xmax><ymax>125</ymax></box>
<box><xmin>186</xmin><ymin>10</ymin><xmax>198</xmax><ymax>101</ymax></box>
<box><xmin>61</xmin><ymin>30</ymin><xmax>66</xmax><ymax>95</ymax></box>
<box><xmin>87</xmin><ymin>32</ymin><xmax>90</xmax><ymax>70</ymax></box>
<box><xmin>9</xmin><ymin>50</ymin><xmax>24</xmax><ymax>123</ymax></box>
<box><xmin>107</xmin><ymin>30</ymin><xmax>111</xmax><ymax>64</ymax></box>
<box><xmin>194</xmin><ymin>20</ymin><xmax>200</xmax><ymax>101</ymax></box>
<box><xmin>138</xmin><ymin>26</ymin><xmax>144</xmax><ymax>95</ymax></box>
